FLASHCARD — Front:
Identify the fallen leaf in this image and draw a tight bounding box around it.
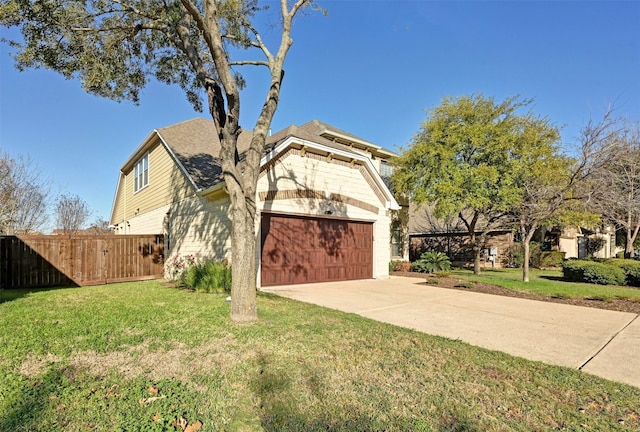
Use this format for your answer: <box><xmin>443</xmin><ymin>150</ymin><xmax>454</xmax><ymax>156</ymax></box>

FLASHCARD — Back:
<box><xmin>148</xmin><ymin>385</ymin><xmax>159</xmax><ymax>395</ymax></box>
<box><xmin>185</xmin><ymin>420</ymin><xmax>203</xmax><ymax>432</ymax></box>
<box><xmin>152</xmin><ymin>412</ymin><xmax>162</xmax><ymax>422</ymax></box>
<box><xmin>172</xmin><ymin>416</ymin><xmax>188</xmax><ymax>431</ymax></box>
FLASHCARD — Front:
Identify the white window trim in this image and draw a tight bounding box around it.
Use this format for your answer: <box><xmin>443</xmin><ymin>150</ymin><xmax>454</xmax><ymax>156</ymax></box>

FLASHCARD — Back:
<box><xmin>134</xmin><ymin>152</ymin><xmax>149</xmax><ymax>193</ymax></box>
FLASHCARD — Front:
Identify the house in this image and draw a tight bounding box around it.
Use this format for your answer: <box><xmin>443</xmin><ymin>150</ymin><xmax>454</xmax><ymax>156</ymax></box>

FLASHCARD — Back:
<box><xmin>109</xmin><ymin>118</ymin><xmax>400</xmax><ymax>286</ymax></box>
<box><xmin>408</xmin><ymin>203</ymin><xmax>616</xmax><ymax>267</ymax></box>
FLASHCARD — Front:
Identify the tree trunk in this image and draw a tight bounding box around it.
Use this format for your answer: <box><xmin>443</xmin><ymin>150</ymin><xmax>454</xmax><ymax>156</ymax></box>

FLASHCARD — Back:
<box><xmin>626</xmin><ymin>228</ymin><xmax>635</xmax><ymax>259</ymax></box>
<box><xmin>472</xmin><ymin>244</ymin><xmax>481</xmax><ymax>275</ymax></box>
<box><xmin>230</xmin><ymin>198</ymin><xmax>258</xmax><ymax>322</ymax></box>
<box><xmin>522</xmin><ymin>240</ymin><xmax>530</xmax><ymax>282</ymax></box>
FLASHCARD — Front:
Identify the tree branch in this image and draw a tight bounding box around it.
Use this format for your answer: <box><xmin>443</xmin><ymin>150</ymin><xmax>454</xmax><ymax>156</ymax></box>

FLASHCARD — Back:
<box><xmin>228</xmin><ymin>60</ymin><xmax>269</xmax><ymax>67</ymax></box>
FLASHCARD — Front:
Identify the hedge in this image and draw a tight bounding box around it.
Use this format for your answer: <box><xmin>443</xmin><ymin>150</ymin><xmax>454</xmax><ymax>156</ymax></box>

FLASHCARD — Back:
<box><xmin>562</xmin><ymin>260</ymin><xmax>626</xmax><ymax>286</ymax></box>
<box><xmin>539</xmin><ymin>251</ymin><xmax>565</xmax><ymax>268</ymax></box>
<box><xmin>604</xmin><ymin>259</ymin><xmax>640</xmax><ymax>287</ymax></box>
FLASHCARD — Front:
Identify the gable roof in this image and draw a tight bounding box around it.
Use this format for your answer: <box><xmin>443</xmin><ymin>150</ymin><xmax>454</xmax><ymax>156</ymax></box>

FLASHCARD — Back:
<box><xmin>119</xmin><ymin>117</ymin><xmax>396</xmax><ymax>193</ymax></box>
<box><xmin>156</xmin><ymin>118</ymin><xmax>253</xmax><ymax>190</ymax></box>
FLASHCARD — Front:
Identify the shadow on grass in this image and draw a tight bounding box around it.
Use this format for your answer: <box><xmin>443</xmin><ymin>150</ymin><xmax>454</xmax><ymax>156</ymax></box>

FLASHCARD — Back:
<box><xmin>0</xmin><ymin>286</ymin><xmax>79</xmax><ymax>304</ymax></box>
<box><xmin>0</xmin><ymin>366</ymin><xmax>71</xmax><ymax>431</ymax></box>
<box><xmin>539</xmin><ymin>275</ymin><xmax>567</xmax><ymax>282</ymax></box>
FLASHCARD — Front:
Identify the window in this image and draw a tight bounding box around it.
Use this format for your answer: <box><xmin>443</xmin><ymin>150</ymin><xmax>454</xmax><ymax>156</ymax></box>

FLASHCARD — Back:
<box><xmin>391</xmin><ymin>220</ymin><xmax>403</xmax><ymax>258</ymax></box>
<box><xmin>380</xmin><ymin>160</ymin><xmax>393</xmax><ymax>188</ymax></box>
<box><xmin>380</xmin><ymin>160</ymin><xmax>393</xmax><ymax>178</ymax></box>
<box><xmin>134</xmin><ymin>152</ymin><xmax>149</xmax><ymax>193</ymax></box>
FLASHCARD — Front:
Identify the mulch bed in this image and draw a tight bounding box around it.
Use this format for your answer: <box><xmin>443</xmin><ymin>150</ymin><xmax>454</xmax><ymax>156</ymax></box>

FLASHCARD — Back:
<box><xmin>391</xmin><ymin>271</ymin><xmax>640</xmax><ymax>314</ymax></box>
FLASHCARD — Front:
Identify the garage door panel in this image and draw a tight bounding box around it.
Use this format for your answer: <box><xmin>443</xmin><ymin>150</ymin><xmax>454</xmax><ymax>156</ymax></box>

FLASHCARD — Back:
<box><xmin>261</xmin><ymin>214</ymin><xmax>373</xmax><ymax>286</ymax></box>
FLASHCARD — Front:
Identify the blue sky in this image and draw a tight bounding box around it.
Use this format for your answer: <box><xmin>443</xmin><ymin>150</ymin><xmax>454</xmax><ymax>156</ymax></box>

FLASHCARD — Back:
<box><xmin>1</xmin><ymin>0</ymin><xmax>639</xmax><ymax>229</ymax></box>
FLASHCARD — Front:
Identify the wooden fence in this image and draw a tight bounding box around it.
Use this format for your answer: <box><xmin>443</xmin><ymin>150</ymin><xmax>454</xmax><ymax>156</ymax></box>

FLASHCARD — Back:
<box><xmin>0</xmin><ymin>234</ymin><xmax>164</xmax><ymax>289</ymax></box>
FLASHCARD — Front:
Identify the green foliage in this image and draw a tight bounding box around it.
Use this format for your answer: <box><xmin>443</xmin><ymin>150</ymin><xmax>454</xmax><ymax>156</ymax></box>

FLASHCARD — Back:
<box><xmin>562</xmin><ymin>260</ymin><xmax>626</xmax><ymax>286</ymax></box>
<box><xmin>180</xmin><ymin>260</ymin><xmax>231</xmax><ymax>293</ymax></box>
<box><xmin>0</xmin><ymin>0</ymin><xmax>270</xmax><ymax>109</ymax></box>
<box><xmin>539</xmin><ymin>251</ymin><xmax>565</xmax><ymax>268</ymax></box>
<box><xmin>411</xmin><ymin>252</ymin><xmax>451</xmax><ymax>274</ymax></box>
<box><xmin>392</xmin><ymin>95</ymin><xmax>559</xmax><ymax>219</ymax></box>
<box><xmin>605</xmin><ymin>259</ymin><xmax>640</xmax><ymax>287</ymax></box>
<box><xmin>505</xmin><ymin>242</ymin><xmax>542</xmax><ymax>268</ymax></box>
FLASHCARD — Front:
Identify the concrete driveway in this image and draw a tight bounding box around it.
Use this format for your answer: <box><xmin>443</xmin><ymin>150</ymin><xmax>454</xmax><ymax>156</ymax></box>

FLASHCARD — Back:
<box><xmin>262</xmin><ymin>276</ymin><xmax>640</xmax><ymax>388</ymax></box>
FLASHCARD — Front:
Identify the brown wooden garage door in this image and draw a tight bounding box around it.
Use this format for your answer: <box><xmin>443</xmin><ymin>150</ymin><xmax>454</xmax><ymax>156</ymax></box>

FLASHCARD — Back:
<box><xmin>260</xmin><ymin>213</ymin><xmax>373</xmax><ymax>286</ymax></box>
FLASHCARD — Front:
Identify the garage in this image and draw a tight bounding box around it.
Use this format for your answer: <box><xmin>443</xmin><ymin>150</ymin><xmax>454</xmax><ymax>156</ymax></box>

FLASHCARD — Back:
<box><xmin>260</xmin><ymin>213</ymin><xmax>373</xmax><ymax>287</ymax></box>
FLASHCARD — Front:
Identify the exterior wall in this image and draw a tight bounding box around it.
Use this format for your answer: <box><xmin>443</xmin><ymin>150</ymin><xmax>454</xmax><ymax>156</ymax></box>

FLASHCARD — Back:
<box><xmin>111</xmin><ymin>139</ymin><xmax>193</xmax><ymax>227</ymax></box>
<box><xmin>559</xmin><ymin>236</ymin><xmax>579</xmax><ymax>258</ymax></box>
<box><xmin>164</xmin><ymin>193</ymin><xmax>232</xmax><ymax>277</ymax></box>
<box><xmin>256</xmin><ymin>150</ymin><xmax>392</xmax><ymax>284</ymax></box>
<box><xmin>118</xmin><ymin>204</ymin><xmax>170</xmax><ymax>235</ymax></box>
<box><xmin>410</xmin><ymin>231</ymin><xmax>513</xmax><ymax>268</ymax></box>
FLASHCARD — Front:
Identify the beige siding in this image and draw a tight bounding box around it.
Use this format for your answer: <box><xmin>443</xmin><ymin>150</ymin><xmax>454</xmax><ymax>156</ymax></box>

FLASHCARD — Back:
<box><xmin>257</xmin><ymin>152</ymin><xmax>392</xmax><ymax>281</ymax></box>
<box><xmin>164</xmin><ymin>194</ymin><xmax>232</xmax><ymax>277</ymax></box>
<box><xmin>114</xmin><ymin>204</ymin><xmax>170</xmax><ymax>235</ymax></box>
<box><xmin>111</xmin><ymin>139</ymin><xmax>194</xmax><ymax>228</ymax></box>
<box><xmin>110</xmin><ymin>174</ymin><xmax>125</xmax><ymax>225</ymax></box>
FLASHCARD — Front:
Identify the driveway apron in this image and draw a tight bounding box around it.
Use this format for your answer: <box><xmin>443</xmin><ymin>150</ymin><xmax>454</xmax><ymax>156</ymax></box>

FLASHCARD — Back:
<box><xmin>262</xmin><ymin>276</ymin><xmax>640</xmax><ymax>388</ymax></box>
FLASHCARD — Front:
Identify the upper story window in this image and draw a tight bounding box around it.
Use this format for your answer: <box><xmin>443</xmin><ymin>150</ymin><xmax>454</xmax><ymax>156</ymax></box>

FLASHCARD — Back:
<box><xmin>134</xmin><ymin>152</ymin><xmax>149</xmax><ymax>193</ymax></box>
<box><xmin>380</xmin><ymin>160</ymin><xmax>393</xmax><ymax>178</ymax></box>
<box><xmin>380</xmin><ymin>160</ymin><xmax>393</xmax><ymax>188</ymax></box>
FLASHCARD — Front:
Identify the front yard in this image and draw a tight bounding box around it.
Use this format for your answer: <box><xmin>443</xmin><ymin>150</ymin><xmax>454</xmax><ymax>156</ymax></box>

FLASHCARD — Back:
<box><xmin>1</xmin><ymin>281</ymin><xmax>639</xmax><ymax>431</ymax></box>
<box><xmin>449</xmin><ymin>268</ymin><xmax>640</xmax><ymax>313</ymax></box>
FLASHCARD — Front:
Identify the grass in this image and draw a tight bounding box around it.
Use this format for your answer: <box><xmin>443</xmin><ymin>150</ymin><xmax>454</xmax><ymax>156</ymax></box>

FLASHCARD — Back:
<box><xmin>1</xmin><ymin>281</ymin><xmax>639</xmax><ymax>431</ymax></box>
<box><xmin>451</xmin><ymin>267</ymin><xmax>640</xmax><ymax>302</ymax></box>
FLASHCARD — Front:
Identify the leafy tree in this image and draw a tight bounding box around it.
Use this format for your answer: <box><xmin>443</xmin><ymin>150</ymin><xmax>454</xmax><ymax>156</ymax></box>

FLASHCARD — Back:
<box><xmin>55</xmin><ymin>193</ymin><xmax>90</xmax><ymax>235</ymax></box>
<box><xmin>393</xmin><ymin>95</ymin><xmax>541</xmax><ymax>274</ymax></box>
<box><xmin>0</xmin><ymin>149</ymin><xmax>49</xmax><ymax>234</ymax></box>
<box><xmin>1</xmin><ymin>0</ymin><xmax>315</xmax><ymax>322</ymax></box>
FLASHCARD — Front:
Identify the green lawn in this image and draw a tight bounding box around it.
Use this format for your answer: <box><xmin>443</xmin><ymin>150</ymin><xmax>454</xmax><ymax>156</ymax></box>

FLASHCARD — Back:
<box><xmin>450</xmin><ymin>267</ymin><xmax>640</xmax><ymax>302</ymax></box>
<box><xmin>1</xmin><ymin>281</ymin><xmax>639</xmax><ymax>431</ymax></box>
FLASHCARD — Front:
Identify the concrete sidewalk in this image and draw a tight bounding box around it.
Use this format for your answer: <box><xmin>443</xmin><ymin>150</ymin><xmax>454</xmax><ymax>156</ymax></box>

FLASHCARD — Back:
<box><xmin>262</xmin><ymin>276</ymin><xmax>640</xmax><ymax>388</ymax></box>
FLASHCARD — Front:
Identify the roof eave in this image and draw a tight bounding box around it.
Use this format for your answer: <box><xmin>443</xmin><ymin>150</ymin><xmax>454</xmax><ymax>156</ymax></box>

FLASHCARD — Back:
<box><xmin>262</xmin><ymin>136</ymin><xmax>400</xmax><ymax>211</ymax></box>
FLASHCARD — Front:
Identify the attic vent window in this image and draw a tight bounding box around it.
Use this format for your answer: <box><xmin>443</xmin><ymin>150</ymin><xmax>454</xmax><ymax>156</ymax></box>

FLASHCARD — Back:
<box><xmin>134</xmin><ymin>152</ymin><xmax>149</xmax><ymax>193</ymax></box>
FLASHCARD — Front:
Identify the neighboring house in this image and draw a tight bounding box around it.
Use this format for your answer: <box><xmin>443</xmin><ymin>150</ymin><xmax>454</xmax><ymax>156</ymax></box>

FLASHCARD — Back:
<box><xmin>110</xmin><ymin>118</ymin><xmax>400</xmax><ymax>286</ymax></box>
<box><xmin>408</xmin><ymin>204</ymin><xmax>615</xmax><ymax>267</ymax></box>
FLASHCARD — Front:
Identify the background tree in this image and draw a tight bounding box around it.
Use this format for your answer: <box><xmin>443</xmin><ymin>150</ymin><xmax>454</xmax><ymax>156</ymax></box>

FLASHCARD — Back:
<box><xmin>510</xmin><ymin>111</ymin><xmax>614</xmax><ymax>281</ymax></box>
<box><xmin>1</xmin><ymin>0</ymin><xmax>314</xmax><ymax>322</ymax></box>
<box><xmin>0</xmin><ymin>149</ymin><xmax>49</xmax><ymax>234</ymax></box>
<box><xmin>589</xmin><ymin>123</ymin><xmax>640</xmax><ymax>258</ymax></box>
<box><xmin>393</xmin><ymin>95</ymin><xmax>538</xmax><ymax>274</ymax></box>
<box><xmin>509</xmin><ymin>116</ymin><xmax>569</xmax><ymax>281</ymax></box>
<box><xmin>55</xmin><ymin>193</ymin><xmax>90</xmax><ymax>235</ymax></box>
<box><xmin>87</xmin><ymin>216</ymin><xmax>114</xmax><ymax>235</ymax></box>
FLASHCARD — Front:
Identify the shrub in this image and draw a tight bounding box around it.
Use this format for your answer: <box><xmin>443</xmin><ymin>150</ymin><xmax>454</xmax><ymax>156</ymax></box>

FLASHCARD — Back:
<box><xmin>505</xmin><ymin>242</ymin><xmax>543</xmax><ymax>268</ymax></box>
<box><xmin>168</xmin><ymin>254</ymin><xmax>196</xmax><ymax>280</ymax></box>
<box><xmin>562</xmin><ymin>260</ymin><xmax>625</xmax><ymax>286</ymax></box>
<box><xmin>180</xmin><ymin>260</ymin><xmax>231</xmax><ymax>293</ymax></box>
<box><xmin>605</xmin><ymin>259</ymin><xmax>640</xmax><ymax>287</ymax></box>
<box><xmin>411</xmin><ymin>252</ymin><xmax>451</xmax><ymax>274</ymax></box>
<box><xmin>539</xmin><ymin>251</ymin><xmax>565</xmax><ymax>268</ymax></box>
<box><xmin>390</xmin><ymin>260</ymin><xmax>411</xmax><ymax>272</ymax></box>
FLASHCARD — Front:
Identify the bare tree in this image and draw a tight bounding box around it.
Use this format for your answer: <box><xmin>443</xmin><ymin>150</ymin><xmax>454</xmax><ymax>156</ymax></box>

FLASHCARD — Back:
<box><xmin>590</xmin><ymin>123</ymin><xmax>640</xmax><ymax>257</ymax></box>
<box><xmin>87</xmin><ymin>216</ymin><xmax>114</xmax><ymax>235</ymax></box>
<box><xmin>0</xmin><ymin>150</ymin><xmax>50</xmax><ymax>234</ymax></box>
<box><xmin>55</xmin><ymin>193</ymin><xmax>90</xmax><ymax>235</ymax></box>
